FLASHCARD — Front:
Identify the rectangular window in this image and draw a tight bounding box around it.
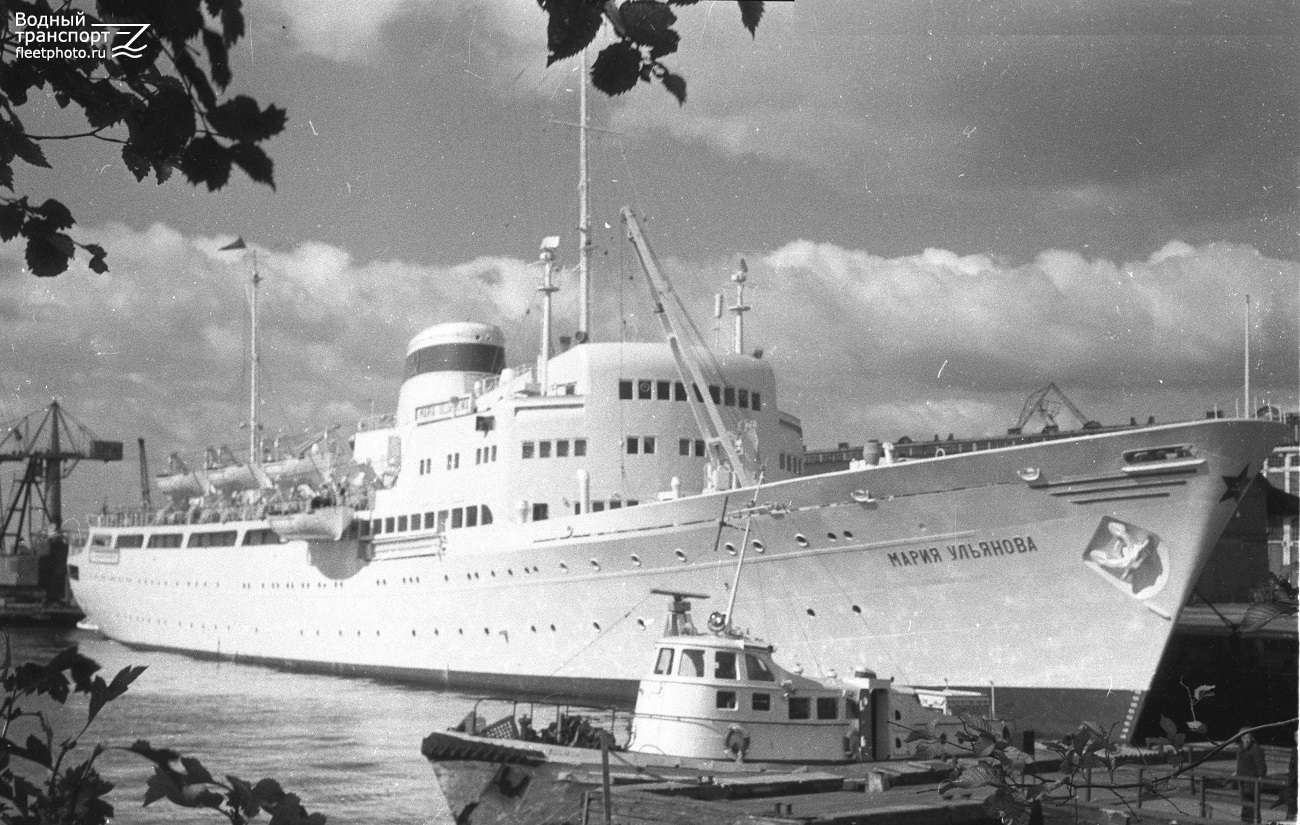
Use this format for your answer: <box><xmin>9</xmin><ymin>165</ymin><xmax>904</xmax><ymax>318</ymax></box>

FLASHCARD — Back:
<box><xmin>738</xmin><ymin>389</ymin><xmax>749</xmax><ymax>408</ymax></box>
<box><xmin>451</xmin><ymin>508</ymin><xmax>463</xmax><ymax>529</ymax></box>
<box><xmin>752</xmin><ymin>692</ymin><xmax>771</xmax><ymax>712</ymax></box>
<box><xmin>816</xmin><ymin>697</ymin><xmax>839</xmax><ymax>720</ymax></box>
<box><xmin>188</xmin><ymin>531</ymin><xmax>236</xmax><ymax>548</ymax></box>
<box><xmin>465</xmin><ymin>506</ymin><xmax>478</xmax><ymax>528</ymax></box>
<box><xmin>619</xmin><ymin>379</ymin><xmax>633</xmax><ymax>399</ymax></box>
<box><xmin>653</xmin><ymin>648</ymin><xmax>675</xmax><ymax>675</ymax></box>
<box><xmin>591</xmin><ymin>501</ymin><xmax>605</xmax><ymax>512</ymax></box>
<box><xmin>357</xmin><ymin>520</ymin><xmax>371</xmax><ymax>538</ymax></box>
<box><xmin>724</xmin><ymin>386</ymin><xmax>735</xmax><ymax>406</ymax></box>
<box><xmin>627</xmin><ymin>500</ymin><xmax>638</xmax><ymax>507</ymax></box>
<box><xmin>709</xmin><ymin>385</ymin><xmax>721</xmax><ymax>404</ymax></box>
<box><xmin>695</xmin><ymin>440</ymin><xmax>705</xmax><ymax>457</ymax></box>
<box><xmin>490</xmin><ymin>445</ymin><xmax>497</xmax><ymax>461</ymax></box>
<box><xmin>116</xmin><ymin>534</ymin><xmax>144</xmax><ymax>548</ymax></box>
<box><xmin>385</xmin><ymin>517</ymin><xmax>395</xmax><ymax>533</ymax></box>
<box><xmin>424</xmin><ymin>512</ymin><xmax>435</xmax><ymax>529</ymax></box>
<box><xmin>453</xmin><ymin>453</ymin><xmax>459</xmax><ymax>469</ymax></box>
<box><xmin>397</xmin><ymin>515</ymin><xmax>408</xmax><ymax>531</ymax></box>
<box><xmin>656</xmin><ymin>380</ymin><xmax>671</xmax><ymax>400</ymax></box>
<box><xmin>626</xmin><ymin>436</ymin><xmax>639</xmax><ymax>454</ymax></box>
<box><xmin>780</xmin><ymin>454</ymin><xmax>787</xmax><ymax>471</ymax></box>
<box><xmin>574</xmin><ymin>439</ymin><xmax>587</xmax><ymax>457</ymax></box>
<box><xmin>752</xmin><ymin>392</ymin><xmax>761</xmax><ymax>411</ymax></box>
<box><xmin>716</xmin><ymin>691</ymin><xmax>738</xmax><ymax>710</ymax></box>
<box><xmin>609</xmin><ymin>499</ymin><xmax>622</xmax><ymax>509</ymax></box>
<box><xmin>372</xmin><ymin>518</ymin><xmax>383</xmax><ymax>535</ymax></box>
<box><xmin>148</xmin><ymin>533</ymin><xmax>183</xmax><ymax>548</ymax></box>
<box><xmin>539</xmin><ymin>441</ymin><xmax>552</xmax><ymax>459</ymax></box>
<box><xmin>642</xmin><ymin>436</ymin><xmax>656</xmax><ymax>454</ymax></box>
<box><xmin>437</xmin><ymin>511</ymin><xmax>448</xmax><ymax>531</ymax></box>
<box><xmin>788</xmin><ymin>697</ymin><xmax>811</xmax><ymax>720</ymax></box>
<box><xmin>679</xmin><ymin>438</ymin><xmax>691</xmax><ymax>456</ymax></box>
<box><xmin>638</xmin><ymin>379</ymin><xmax>653</xmax><ymax>399</ymax></box>
<box><xmin>531</xmin><ymin>502</ymin><xmax>549</xmax><ymax>521</ymax></box>
<box><xmin>480</xmin><ymin>505</ymin><xmax>493</xmax><ymax>525</ymax></box>
<box><xmin>522</xmin><ymin>441</ymin><xmax>535</xmax><ymax>459</ymax></box>
<box><xmin>674</xmin><ymin>382</ymin><xmax>687</xmax><ymax>401</ymax></box>
<box><xmin>678</xmin><ymin>649</ymin><xmax>705</xmax><ymax>678</ymax></box>
<box><xmin>714</xmin><ymin>651</ymin><xmax>737</xmax><ymax>679</ymax></box>
<box><xmin>556</xmin><ymin>439</ymin><xmax>570</xmax><ymax>457</ymax></box>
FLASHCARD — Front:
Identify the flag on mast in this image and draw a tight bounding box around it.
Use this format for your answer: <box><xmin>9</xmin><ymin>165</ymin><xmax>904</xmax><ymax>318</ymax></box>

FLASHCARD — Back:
<box><xmin>221</xmin><ymin>237</ymin><xmax>247</xmax><ymax>250</ymax></box>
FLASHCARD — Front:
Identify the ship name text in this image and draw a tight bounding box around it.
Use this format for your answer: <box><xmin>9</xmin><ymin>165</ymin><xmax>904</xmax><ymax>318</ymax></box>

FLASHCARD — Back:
<box><xmin>887</xmin><ymin>536</ymin><xmax>1039</xmax><ymax>568</ymax></box>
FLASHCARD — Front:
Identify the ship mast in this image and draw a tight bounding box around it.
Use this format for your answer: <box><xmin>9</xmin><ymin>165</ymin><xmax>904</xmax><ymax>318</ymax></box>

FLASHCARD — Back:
<box><xmin>576</xmin><ymin>46</ymin><xmax>592</xmax><ymax>344</ymax></box>
<box><xmin>249</xmin><ymin>250</ymin><xmax>261</xmax><ymax>462</ymax></box>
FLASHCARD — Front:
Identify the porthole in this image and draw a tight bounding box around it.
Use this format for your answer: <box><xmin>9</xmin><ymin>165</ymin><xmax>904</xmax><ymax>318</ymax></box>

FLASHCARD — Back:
<box><xmin>724</xmin><ymin>543</ymin><xmax>737</xmax><ymax>555</ymax></box>
<box><xmin>843</xmin><ymin>530</ymin><xmax>854</xmax><ymax>539</ymax></box>
<box><xmin>630</xmin><ymin>553</ymin><xmax>641</xmax><ymax>566</ymax></box>
<box><xmin>852</xmin><ymin>605</ymin><xmax>862</xmax><ymax>614</ymax></box>
<box><xmin>550</xmin><ymin>624</ymin><xmax>557</xmax><ymax>631</ymax></box>
<box><xmin>751</xmin><ymin>540</ymin><xmax>765</xmax><ymax>553</ymax></box>
<box><xmin>827</xmin><ymin>532</ymin><xmax>837</xmax><ymax>541</ymax></box>
<box><xmin>589</xmin><ymin>558</ymin><xmax>601</xmax><ymax>571</ymax></box>
<box><xmin>674</xmin><ymin>549</ymin><xmax>687</xmax><ymax>562</ymax></box>
<box><xmin>806</xmin><ymin>608</ymin><xmax>816</xmax><ymax>617</ymax></box>
<box><xmin>636</xmin><ymin>618</ymin><xmax>647</xmax><ymax>629</ymax></box>
<box><xmin>484</xmin><ymin>627</ymin><xmax>490</xmax><ymax>635</ymax></box>
<box><xmin>795</xmin><ymin>534</ymin><xmax>809</xmax><ymax>547</ymax></box>
<box><xmin>592</xmin><ymin>622</ymin><xmax>601</xmax><ymax>631</ymax></box>
<box><xmin>530</xmin><ymin>625</ymin><xmax>537</xmax><ymax>632</ymax></box>
<box><xmin>560</xmin><ymin>561</ymin><xmax>569</xmax><ymax>572</ymax></box>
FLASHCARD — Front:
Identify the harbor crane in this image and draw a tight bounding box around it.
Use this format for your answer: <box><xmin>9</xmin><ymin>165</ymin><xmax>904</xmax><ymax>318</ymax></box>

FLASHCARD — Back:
<box><xmin>1008</xmin><ymin>383</ymin><xmax>1097</xmax><ymax>434</ymax></box>
<box><xmin>0</xmin><ymin>401</ymin><xmax>122</xmax><ymax>602</ymax></box>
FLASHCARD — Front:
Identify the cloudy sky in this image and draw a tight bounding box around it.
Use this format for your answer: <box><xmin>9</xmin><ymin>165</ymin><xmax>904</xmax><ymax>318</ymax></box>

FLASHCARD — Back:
<box><xmin>2</xmin><ymin>0</ymin><xmax>1298</xmax><ymax>519</ymax></box>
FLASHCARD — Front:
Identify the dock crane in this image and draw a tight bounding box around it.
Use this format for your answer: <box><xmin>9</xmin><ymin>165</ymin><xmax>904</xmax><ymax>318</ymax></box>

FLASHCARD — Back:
<box><xmin>0</xmin><ymin>401</ymin><xmax>122</xmax><ymax>603</ymax></box>
<box><xmin>1008</xmin><ymin>383</ymin><xmax>1099</xmax><ymax>435</ymax></box>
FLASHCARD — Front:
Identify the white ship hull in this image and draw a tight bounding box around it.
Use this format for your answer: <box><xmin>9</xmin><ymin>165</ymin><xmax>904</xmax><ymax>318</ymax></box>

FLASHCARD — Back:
<box><xmin>69</xmin><ymin>417</ymin><xmax>1284</xmax><ymax>740</ymax></box>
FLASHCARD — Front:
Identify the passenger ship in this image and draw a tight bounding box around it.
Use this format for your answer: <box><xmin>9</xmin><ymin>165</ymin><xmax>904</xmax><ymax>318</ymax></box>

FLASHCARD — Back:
<box><xmin>70</xmin><ymin>210</ymin><xmax>1286</xmax><ymax>741</ymax></box>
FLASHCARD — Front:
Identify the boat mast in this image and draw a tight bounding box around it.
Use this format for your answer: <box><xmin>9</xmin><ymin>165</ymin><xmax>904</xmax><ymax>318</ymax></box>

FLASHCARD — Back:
<box><xmin>621</xmin><ymin>208</ymin><xmax>756</xmax><ymax>489</ymax></box>
<box><xmin>576</xmin><ymin>46</ymin><xmax>592</xmax><ymax>344</ymax></box>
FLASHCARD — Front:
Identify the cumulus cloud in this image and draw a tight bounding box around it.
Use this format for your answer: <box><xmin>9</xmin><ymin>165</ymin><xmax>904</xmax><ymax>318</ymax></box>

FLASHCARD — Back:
<box><xmin>3</xmin><ymin>222</ymin><xmax>1295</xmax><ymax>514</ymax></box>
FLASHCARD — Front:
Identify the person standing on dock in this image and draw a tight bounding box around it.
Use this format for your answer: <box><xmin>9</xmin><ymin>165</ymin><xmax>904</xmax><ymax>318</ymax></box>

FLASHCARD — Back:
<box><xmin>1236</xmin><ymin>728</ymin><xmax>1268</xmax><ymax>823</ymax></box>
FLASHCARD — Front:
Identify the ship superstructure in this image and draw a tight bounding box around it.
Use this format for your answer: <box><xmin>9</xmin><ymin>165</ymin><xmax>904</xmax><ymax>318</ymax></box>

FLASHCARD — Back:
<box><xmin>69</xmin><ymin>213</ymin><xmax>1287</xmax><ymax>742</ymax></box>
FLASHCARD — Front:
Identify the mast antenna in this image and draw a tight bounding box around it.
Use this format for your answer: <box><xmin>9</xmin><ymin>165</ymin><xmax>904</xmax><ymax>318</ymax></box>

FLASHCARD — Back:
<box><xmin>576</xmin><ymin>46</ymin><xmax>592</xmax><ymax>344</ymax></box>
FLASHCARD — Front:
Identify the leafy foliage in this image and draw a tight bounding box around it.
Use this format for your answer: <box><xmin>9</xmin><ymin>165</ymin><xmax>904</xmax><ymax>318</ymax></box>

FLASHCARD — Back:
<box><xmin>2</xmin><ymin>638</ymin><xmax>325</xmax><ymax>824</ymax></box>
<box><xmin>0</xmin><ymin>0</ymin><xmax>285</xmax><ymax>276</ymax></box>
<box><xmin>537</xmin><ymin>0</ymin><xmax>765</xmax><ymax>105</ymax></box>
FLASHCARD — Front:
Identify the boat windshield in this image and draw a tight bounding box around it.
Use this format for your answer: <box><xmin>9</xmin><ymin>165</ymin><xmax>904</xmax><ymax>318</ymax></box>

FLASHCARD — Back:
<box><xmin>677</xmin><ymin>649</ymin><xmax>705</xmax><ymax>678</ymax></box>
<box><xmin>714</xmin><ymin>651</ymin><xmax>737</xmax><ymax>680</ymax></box>
<box><xmin>744</xmin><ymin>653</ymin><xmax>776</xmax><ymax>682</ymax></box>
<box><xmin>653</xmin><ymin>647</ymin><xmax>674</xmax><ymax>675</ymax></box>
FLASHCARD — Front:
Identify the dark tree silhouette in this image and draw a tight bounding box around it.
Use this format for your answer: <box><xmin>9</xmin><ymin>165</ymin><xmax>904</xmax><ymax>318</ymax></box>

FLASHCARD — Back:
<box><xmin>538</xmin><ymin>0</ymin><xmax>765</xmax><ymax>104</ymax></box>
<box><xmin>0</xmin><ymin>0</ymin><xmax>285</xmax><ymax>276</ymax></box>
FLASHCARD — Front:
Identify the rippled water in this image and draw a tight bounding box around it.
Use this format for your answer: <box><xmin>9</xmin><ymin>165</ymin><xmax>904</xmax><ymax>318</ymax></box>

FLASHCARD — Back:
<box><xmin>4</xmin><ymin>627</ymin><xmax>514</xmax><ymax>824</ymax></box>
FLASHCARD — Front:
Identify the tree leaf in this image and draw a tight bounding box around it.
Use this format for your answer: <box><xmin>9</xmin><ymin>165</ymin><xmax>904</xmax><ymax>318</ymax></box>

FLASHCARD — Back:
<box><xmin>0</xmin><ymin>202</ymin><xmax>25</xmax><ymax>240</ymax></box>
<box><xmin>209</xmin><ymin>96</ymin><xmax>288</xmax><ymax>144</ymax></box>
<box><xmin>737</xmin><ymin>0</ymin><xmax>763</xmax><ymax>36</ymax></box>
<box><xmin>85</xmin><ymin>244</ymin><xmax>109</xmax><ymax>274</ymax></box>
<box><xmin>229</xmin><ymin>142</ymin><xmax>275</xmax><ymax>187</ymax></box>
<box><xmin>540</xmin><ymin>0</ymin><xmax>604</xmax><ymax>66</ymax></box>
<box><xmin>1159</xmin><ymin>715</ymin><xmax>1177</xmax><ymax>739</ymax></box>
<box><xmin>25</xmin><ymin>230</ymin><xmax>75</xmax><ymax>277</ymax></box>
<box><xmin>660</xmin><ymin>68</ymin><xmax>686</xmax><ymax>104</ymax></box>
<box><xmin>35</xmin><ymin>199</ymin><xmax>74</xmax><ymax>230</ymax></box>
<box><xmin>591</xmin><ymin>40</ymin><xmax>644</xmax><ymax>97</ymax></box>
<box><xmin>202</xmin><ymin>28</ymin><xmax>232</xmax><ymax>89</ymax></box>
<box><xmin>23</xmin><ymin>734</ymin><xmax>53</xmax><ymax>768</ymax></box>
<box><xmin>621</xmin><ymin>0</ymin><xmax>679</xmax><ymax>58</ymax></box>
<box><xmin>179</xmin><ymin>135</ymin><xmax>232</xmax><ymax>191</ymax></box>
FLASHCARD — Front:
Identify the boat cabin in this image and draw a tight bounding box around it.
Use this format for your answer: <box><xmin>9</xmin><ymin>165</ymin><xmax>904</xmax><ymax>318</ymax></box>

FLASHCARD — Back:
<box><xmin>627</xmin><ymin>596</ymin><xmax>893</xmax><ymax>763</ymax></box>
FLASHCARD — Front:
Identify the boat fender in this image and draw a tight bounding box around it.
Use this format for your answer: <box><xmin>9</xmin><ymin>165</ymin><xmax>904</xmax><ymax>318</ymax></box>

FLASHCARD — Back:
<box><xmin>707</xmin><ymin>611</ymin><xmax>728</xmax><ymax>633</ymax></box>
<box><xmin>724</xmin><ymin>725</ymin><xmax>750</xmax><ymax>762</ymax></box>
